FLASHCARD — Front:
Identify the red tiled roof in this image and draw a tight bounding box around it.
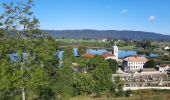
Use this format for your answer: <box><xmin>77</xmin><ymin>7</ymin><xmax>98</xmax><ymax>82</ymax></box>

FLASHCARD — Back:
<box><xmin>81</xmin><ymin>53</ymin><xmax>96</xmax><ymax>57</ymax></box>
<box><xmin>101</xmin><ymin>52</ymin><xmax>115</xmax><ymax>58</ymax></box>
<box><xmin>124</xmin><ymin>55</ymin><xmax>148</xmax><ymax>62</ymax></box>
<box><xmin>160</xmin><ymin>64</ymin><xmax>170</xmax><ymax>67</ymax></box>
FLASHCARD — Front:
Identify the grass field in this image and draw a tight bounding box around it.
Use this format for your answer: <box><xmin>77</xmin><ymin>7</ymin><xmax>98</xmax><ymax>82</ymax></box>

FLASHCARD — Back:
<box><xmin>70</xmin><ymin>90</ymin><xmax>170</xmax><ymax>100</ymax></box>
<box><xmin>119</xmin><ymin>45</ymin><xmax>136</xmax><ymax>50</ymax></box>
<box><xmin>56</xmin><ymin>38</ymin><xmax>106</xmax><ymax>44</ymax></box>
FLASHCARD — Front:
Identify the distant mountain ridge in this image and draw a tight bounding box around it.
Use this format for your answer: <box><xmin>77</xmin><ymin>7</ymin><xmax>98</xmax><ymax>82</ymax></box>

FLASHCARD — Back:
<box><xmin>43</xmin><ymin>29</ymin><xmax>170</xmax><ymax>40</ymax></box>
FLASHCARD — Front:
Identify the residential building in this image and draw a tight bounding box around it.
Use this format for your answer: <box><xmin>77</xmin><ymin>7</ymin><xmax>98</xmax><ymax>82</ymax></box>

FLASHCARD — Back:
<box><xmin>123</xmin><ymin>55</ymin><xmax>148</xmax><ymax>72</ymax></box>
<box><xmin>159</xmin><ymin>64</ymin><xmax>170</xmax><ymax>73</ymax></box>
<box><xmin>164</xmin><ymin>46</ymin><xmax>170</xmax><ymax>50</ymax></box>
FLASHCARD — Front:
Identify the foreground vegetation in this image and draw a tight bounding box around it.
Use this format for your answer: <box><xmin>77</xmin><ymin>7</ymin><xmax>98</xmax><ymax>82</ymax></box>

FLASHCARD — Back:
<box><xmin>0</xmin><ymin>0</ymin><xmax>122</xmax><ymax>99</ymax></box>
<box><xmin>0</xmin><ymin>0</ymin><xmax>170</xmax><ymax>100</ymax></box>
<box><xmin>71</xmin><ymin>89</ymin><xmax>170</xmax><ymax>100</ymax></box>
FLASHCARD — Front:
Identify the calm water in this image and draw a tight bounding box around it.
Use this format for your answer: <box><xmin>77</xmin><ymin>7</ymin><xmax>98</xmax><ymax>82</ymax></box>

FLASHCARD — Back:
<box><xmin>58</xmin><ymin>48</ymin><xmax>159</xmax><ymax>60</ymax></box>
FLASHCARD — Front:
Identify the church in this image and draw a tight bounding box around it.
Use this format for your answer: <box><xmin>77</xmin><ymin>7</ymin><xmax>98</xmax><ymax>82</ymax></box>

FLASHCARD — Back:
<box><xmin>101</xmin><ymin>44</ymin><xmax>119</xmax><ymax>61</ymax></box>
<box><xmin>81</xmin><ymin>43</ymin><xmax>119</xmax><ymax>61</ymax></box>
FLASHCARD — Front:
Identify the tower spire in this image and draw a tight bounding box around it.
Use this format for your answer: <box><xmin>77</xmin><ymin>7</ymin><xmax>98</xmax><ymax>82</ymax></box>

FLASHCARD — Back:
<box><xmin>115</xmin><ymin>42</ymin><xmax>117</xmax><ymax>46</ymax></box>
<box><xmin>112</xmin><ymin>42</ymin><xmax>118</xmax><ymax>60</ymax></box>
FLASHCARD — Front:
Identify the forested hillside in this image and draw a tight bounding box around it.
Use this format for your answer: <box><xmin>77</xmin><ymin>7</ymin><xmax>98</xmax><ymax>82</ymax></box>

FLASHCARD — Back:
<box><xmin>44</xmin><ymin>29</ymin><xmax>170</xmax><ymax>40</ymax></box>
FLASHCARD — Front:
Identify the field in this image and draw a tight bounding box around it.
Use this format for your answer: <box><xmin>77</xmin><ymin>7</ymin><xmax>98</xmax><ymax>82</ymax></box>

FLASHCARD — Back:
<box><xmin>71</xmin><ymin>89</ymin><xmax>170</xmax><ymax>100</ymax></box>
<box><xmin>56</xmin><ymin>38</ymin><xmax>105</xmax><ymax>44</ymax></box>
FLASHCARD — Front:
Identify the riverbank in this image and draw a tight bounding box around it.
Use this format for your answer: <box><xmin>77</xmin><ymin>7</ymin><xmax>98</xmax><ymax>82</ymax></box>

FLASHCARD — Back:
<box><xmin>58</xmin><ymin>44</ymin><xmax>162</xmax><ymax>55</ymax></box>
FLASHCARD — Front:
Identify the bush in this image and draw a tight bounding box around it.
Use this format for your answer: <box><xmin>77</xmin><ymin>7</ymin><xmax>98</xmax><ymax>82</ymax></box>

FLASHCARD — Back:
<box><xmin>125</xmin><ymin>89</ymin><xmax>133</xmax><ymax>97</ymax></box>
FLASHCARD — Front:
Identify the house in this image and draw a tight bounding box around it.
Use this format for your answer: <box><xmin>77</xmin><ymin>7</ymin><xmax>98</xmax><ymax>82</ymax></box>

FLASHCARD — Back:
<box><xmin>164</xmin><ymin>46</ymin><xmax>170</xmax><ymax>50</ymax></box>
<box><xmin>123</xmin><ymin>55</ymin><xmax>148</xmax><ymax>72</ymax></box>
<box><xmin>159</xmin><ymin>64</ymin><xmax>170</xmax><ymax>73</ymax></box>
<box><xmin>101</xmin><ymin>52</ymin><xmax>118</xmax><ymax>61</ymax></box>
<box><xmin>101</xmin><ymin>39</ymin><xmax>107</xmax><ymax>42</ymax></box>
<box><xmin>81</xmin><ymin>53</ymin><xmax>96</xmax><ymax>57</ymax></box>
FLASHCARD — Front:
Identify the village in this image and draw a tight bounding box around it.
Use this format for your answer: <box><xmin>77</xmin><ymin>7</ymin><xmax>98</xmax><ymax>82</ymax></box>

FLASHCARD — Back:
<box><xmin>79</xmin><ymin>44</ymin><xmax>170</xmax><ymax>88</ymax></box>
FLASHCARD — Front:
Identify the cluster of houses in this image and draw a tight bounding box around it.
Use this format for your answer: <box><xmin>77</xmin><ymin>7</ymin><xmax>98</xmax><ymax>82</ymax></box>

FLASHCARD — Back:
<box><xmin>80</xmin><ymin>44</ymin><xmax>170</xmax><ymax>87</ymax></box>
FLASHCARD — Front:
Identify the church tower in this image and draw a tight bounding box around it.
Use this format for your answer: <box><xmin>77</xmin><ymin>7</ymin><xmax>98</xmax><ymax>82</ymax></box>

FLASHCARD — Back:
<box><xmin>112</xmin><ymin>43</ymin><xmax>118</xmax><ymax>59</ymax></box>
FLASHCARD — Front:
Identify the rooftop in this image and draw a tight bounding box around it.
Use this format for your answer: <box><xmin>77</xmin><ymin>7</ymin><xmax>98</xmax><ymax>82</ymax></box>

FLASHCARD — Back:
<box><xmin>81</xmin><ymin>53</ymin><xmax>96</xmax><ymax>57</ymax></box>
<box><xmin>160</xmin><ymin>64</ymin><xmax>170</xmax><ymax>67</ymax></box>
<box><xmin>101</xmin><ymin>52</ymin><xmax>115</xmax><ymax>58</ymax></box>
<box><xmin>124</xmin><ymin>55</ymin><xmax>148</xmax><ymax>62</ymax></box>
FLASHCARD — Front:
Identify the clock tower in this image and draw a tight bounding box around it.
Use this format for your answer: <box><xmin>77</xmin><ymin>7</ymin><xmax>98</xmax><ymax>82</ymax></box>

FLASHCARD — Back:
<box><xmin>112</xmin><ymin>43</ymin><xmax>118</xmax><ymax>59</ymax></box>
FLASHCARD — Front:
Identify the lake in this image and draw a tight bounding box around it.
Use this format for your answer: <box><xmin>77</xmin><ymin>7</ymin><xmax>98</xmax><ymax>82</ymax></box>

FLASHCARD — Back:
<box><xmin>58</xmin><ymin>48</ymin><xmax>159</xmax><ymax>60</ymax></box>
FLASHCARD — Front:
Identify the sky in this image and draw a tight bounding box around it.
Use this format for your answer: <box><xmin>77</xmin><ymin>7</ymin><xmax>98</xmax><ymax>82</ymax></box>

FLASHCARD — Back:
<box><xmin>0</xmin><ymin>0</ymin><xmax>170</xmax><ymax>35</ymax></box>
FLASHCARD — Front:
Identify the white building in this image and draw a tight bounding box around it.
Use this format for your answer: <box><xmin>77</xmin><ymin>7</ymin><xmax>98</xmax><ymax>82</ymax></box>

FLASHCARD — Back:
<box><xmin>123</xmin><ymin>55</ymin><xmax>148</xmax><ymax>72</ymax></box>
<box><xmin>100</xmin><ymin>43</ymin><xmax>119</xmax><ymax>61</ymax></box>
<box><xmin>112</xmin><ymin>43</ymin><xmax>119</xmax><ymax>60</ymax></box>
<box><xmin>101</xmin><ymin>52</ymin><xmax>118</xmax><ymax>61</ymax></box>
<box><xmin>164</xmin><ymin>46</ymin><xmax>170</xmax><ymax>50</ymax></box>
<box><xmin>159</xmin><ymin>64</ymin><xmax>170</xmax><ymax>73</ymax></box>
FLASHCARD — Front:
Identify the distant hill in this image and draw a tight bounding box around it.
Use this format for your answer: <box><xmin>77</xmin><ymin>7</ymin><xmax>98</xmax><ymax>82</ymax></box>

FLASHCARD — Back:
<box><xmin>43</xmin><ymin>29</ymin><xmax>170</xmax><ymax>40</ymax></box>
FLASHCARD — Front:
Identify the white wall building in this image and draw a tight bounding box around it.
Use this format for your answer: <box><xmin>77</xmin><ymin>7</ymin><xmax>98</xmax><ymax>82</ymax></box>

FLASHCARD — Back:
<box><xmin>100</xmin><ymin>43</ymin><xmax>119</xmax><ymax>61</ymax></box>
<box><xmin>101</xmin><ymin>52</ymin><xmax>118</xmax><ymax>61</ymax></box>
<box><xmin>112</xmin><ymin>43</ymin><xmax>119</xmax><ymax>60</ymax></box>
<box><xmin>164</xmin><ymin>46</ymin><xmax>170</xmax><ymax>50</ymax></box>
<box><xmin>159</xmin><ymin>64</ymin><xmax>170</xmax><ymax>73</ymax></box>
<box><xmin>123</xmin><ymin>55</ymin><xmax>148</xmax><ymax>72</ymax></box>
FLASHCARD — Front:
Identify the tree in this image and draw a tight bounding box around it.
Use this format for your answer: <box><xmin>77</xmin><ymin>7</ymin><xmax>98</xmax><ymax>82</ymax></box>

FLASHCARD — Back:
<box><xmin>125</xmin><ymin>89</ymin><xmax>133</xmax><ymax>97</ymax></box>
<box><xmin>92</xmin><ymin>61</ymin><xmax>112</xmax><ymax>93</ymax></box>
<box><xmin>107</xmin><ymin>59</ymin><xmax>118</xmax><ymax>73</ymax></box>
<box><xmin>144</xmin><ymin>60</ymin><xmax>156</xmax><ymax>68</ymax></box>
<box><xmin>0</xmin><ymin>0</ymin><xmax>58</xmax><ymax>100</ymax></box>
<box><xmin>55</xmin><ymin>60</ymin><xmax>74</xmax><ymax>99</ymax></box>
<box><xmin>89</xmin><ymin>55</ymin><xmax>106</xmax><ymax>70</ymax></box>
<box><xmin>73</xmin><ymin>73</ymin><xmax>95</xmax><ymax>96</ymax></box>
<box><xmin>77</xmin><ymin>46</ymin><xmax>87</xmax><ymax>56</ymax></box>
<box><xmin>136</xmin><ymin>40</ymin><xmax>151</xmax><ymax>49</ymax></box>
<box><xmin>77</xmin><ymin>57</ymin><xmax>90</xmax><ymax>73</ymax></box>
<box><xmin>110</xmin><ymin>76</ymin><xmax>124</xmax><ymax>97</ymax></box>
<box><xmin>62</xmin><ymin>46</ymin><xmax>75</xmax><ymax>62</ymax></box>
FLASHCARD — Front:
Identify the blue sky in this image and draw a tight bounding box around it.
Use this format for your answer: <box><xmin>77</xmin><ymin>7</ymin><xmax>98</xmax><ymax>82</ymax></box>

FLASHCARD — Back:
<box><xmin>0</xmin><ymin>0</ymin><xmax>170</xmax><ymax>35</ymax></box>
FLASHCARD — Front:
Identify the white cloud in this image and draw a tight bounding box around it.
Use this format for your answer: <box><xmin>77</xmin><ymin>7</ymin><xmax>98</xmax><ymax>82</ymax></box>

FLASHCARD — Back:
<box><xmin>148</xmin><ymin>16</ymin><xmax>156</xmax><ymax>21</ymax></box>
<box><xmin>121</xmin><ymin>9</ymin><xmax>128</xmax><ymax>14</ymax></box>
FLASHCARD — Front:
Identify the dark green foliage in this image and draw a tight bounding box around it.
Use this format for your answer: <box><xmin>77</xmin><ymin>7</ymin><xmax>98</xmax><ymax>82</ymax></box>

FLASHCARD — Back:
<box><xmin>62</xmin><ymin>46</ymin><xmax>75</xmax><ymax>62</ymax></box>
<box><xmin>92</xmin><ymin>61</ymin><xmax>112</xmax><ymax>92</ymax></box>
<box><xmin>136</xmin><ymin>41</ymin><xmax>151</xmax><ymax>49</ymax></box>
<box><xmin>77</xmin><ymin>56</ymin><xmax>90</xmax><ymax>73</ymax></box>
<box><xmin>35</xmin><ymin>86</ymin><xmax>55</xmax><ymax>100</ymax></box>
<box><xmin>55</xmin><ymin>60</ymin><xmax>74</xmax><ymax>99</ymax></box>
<box><xmin>89</xmin><ymin>55</ymin><xmax>105</xmax><ymax>69</ymax></box>
<box><xmin>107</xmin><ymin>59</ymin><xmax>118</xmax><ymax>73</ymax></box>
<box><xmin>111</xmin><ymin>76</ymin><xmax>124</xmax><ymax>97</ymax></box>
<box><xmin>125</xmin><ymin>89</ymin><xmax>133</xmax><ymax>97</ymax></box>
<box><xmin>144</xmin><ymin>60</ymin><xmax>156</xmax><ymax>68</ymax></box>
<box><xmin>77</xmin><ymin>46</ymin><xmax>87</xmax><ymax>55</ymax></box>
<box><xmin>73</xmin><ymin>73</ymin><xmax>95</xmax><ymax>96</ymax></box>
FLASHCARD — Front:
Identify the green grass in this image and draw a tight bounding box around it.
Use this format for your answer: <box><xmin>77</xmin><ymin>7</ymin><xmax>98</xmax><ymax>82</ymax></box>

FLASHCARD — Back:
<box><xmin>119</xmin><ymin>45</ymin><xmax>136</xmax><ymax>50</ymax></box>
<box><xmin>71</xmin><ymin>95</ymin><xmax>170</xmax><ymax>100</ymax></box>
<box><xmin>70</xmin><ymin>90</ymin><xmax>170</xmax><ymax>100</ymax></box>
<box><xmin>56</xmin><ymin>38</ymin><xmax>106</xmax><ymax>44</ymax></box>
<box><xmin>151</xmin><ymin>41</ymin><xmax>170</xmax><ymax>46</ymax></box>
